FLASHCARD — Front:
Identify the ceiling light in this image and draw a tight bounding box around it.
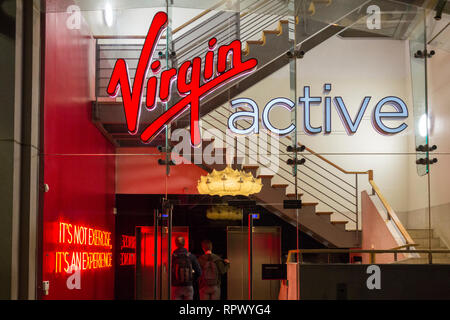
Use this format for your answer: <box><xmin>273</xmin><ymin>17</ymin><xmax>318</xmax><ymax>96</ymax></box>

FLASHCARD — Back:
<box><xmin>104</xmin><ymin>4</ymin><xmax>114</xmax><ymax>27</ymax></box>
<box><xmin>197</xmin><ymin>166</ymin><xmax>262</xmax><ymax>197</ymax></box>
<box><xmin>206</xmin><ymin>205</ymin><xmax>243</xmax><ymax>220</ymax></box>
<box><xmin>419</xmin><ymin>114</ymin><xmax>429</xmax><ymax>137</ymax></box>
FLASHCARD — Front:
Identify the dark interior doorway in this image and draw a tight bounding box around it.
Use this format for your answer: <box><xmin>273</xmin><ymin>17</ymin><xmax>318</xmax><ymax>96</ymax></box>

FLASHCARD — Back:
<box><xmin>114</xmin><ymin>194</ymin><xmax>328</xmax><ymax>300</ymax></box>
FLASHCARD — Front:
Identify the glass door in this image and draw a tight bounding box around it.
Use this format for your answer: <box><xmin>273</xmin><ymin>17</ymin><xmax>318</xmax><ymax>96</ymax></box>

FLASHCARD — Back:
<box><xmin>135</xmin><ymin>221</ymin><xmax>189</xmax><ymax>300</ymax></box>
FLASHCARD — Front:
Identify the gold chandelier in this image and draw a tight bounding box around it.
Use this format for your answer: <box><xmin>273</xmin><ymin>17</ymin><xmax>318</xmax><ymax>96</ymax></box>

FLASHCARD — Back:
<box><xmin>206</xmin><ymin>205</ymin><xmax>243</xmax><ymax>220</ymax></box>
<box><xmin>197</xmin><ymin>166</ymin><xmax>262</xmax><ymax>197</ymax></box>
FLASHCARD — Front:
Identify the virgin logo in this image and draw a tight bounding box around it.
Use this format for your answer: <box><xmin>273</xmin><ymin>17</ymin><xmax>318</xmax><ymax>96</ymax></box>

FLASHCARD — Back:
<box><xmin>107</xmin><ymin>11</ymin><xmax>258</xmax><ymax>146</ymax></box>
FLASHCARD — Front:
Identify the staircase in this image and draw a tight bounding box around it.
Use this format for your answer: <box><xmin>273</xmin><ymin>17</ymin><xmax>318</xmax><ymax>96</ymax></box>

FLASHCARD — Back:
<box><xmin>395</xmin><ymin>229</ymin><xmax>450</xmax><ymax>264</ymax></box>
<box><xmin>178</xmin><ymin>138</ymin><xmax>361</xmax><ymax>248</ymax></box>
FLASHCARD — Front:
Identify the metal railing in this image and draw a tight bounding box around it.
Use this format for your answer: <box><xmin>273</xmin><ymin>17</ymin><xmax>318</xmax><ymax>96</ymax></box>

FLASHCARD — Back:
<box><xmin>286</xmin><ymin>247</ymin><xmax>450</xmax><ymax>264</ymax></box>
<box><xmin>202</xmin><ymin>102</ymin><xmax>417</xmax><ymax>252</ymax></box>
<box><xmin>203</xmin><ymin>104</ymin><xmax>363</xmax><ymax>229</ymax></box>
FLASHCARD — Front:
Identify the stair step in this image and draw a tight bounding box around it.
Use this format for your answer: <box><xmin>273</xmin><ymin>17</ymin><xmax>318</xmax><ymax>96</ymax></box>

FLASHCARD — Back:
<box><xmin>407</xmin><ymin>229</ymin><xmax>436</xmax><ymax>239</ymax></box>
<box><xmin>246</xmin><ymin>40</ymin><xmax>264</xmax><ymax>45</ymax></box>
<box><xmin>286</xmin><ymin>193</ymin><xmax>303</xmax><ymax>198</ymax></box>
<box><xmin>242</xmin><ymin>165</ymin><xmax>259</xmax><ymax>176</ymax></box>
<box><xmin>411</xmin><ymin>238</ymin><xmax>441</xmax><ymax>248</ymax></box>
<box><xmin>302</xmin><ymin>202</ymin><xmax>319</xmax><ymax>207</ymax></box>
<box><xmin>272</xmin><ymin>184</ymin><xmax>288</xmax><ymax>189</ymax></box>
<box><xmin>331</xmin><ymin>220</ymin><xmax>348</xmax><ymax>231</ymax></box>
<box><xmin>316</xmin><ymin>212</ymin><xmax>333</xmax><ymax>216</ymax></box>
<box><xmin>257</xmin><ymin>175</ymin><xmax>274</xmax><ymax>179</ymax></box>
<box><xmin>331</xmin><ymin>221</ymin><xmax>348</xmax><ymax>225</ymax></box>
<box><xmin>263</xmin><ymin>29</ymin><xmax>281</xmax><ymax>35</ymax></box>
<box><xmin>242</xmin><ymin>165</ymin><xmax>259</xmax><ymax>169</ymax></box>
<box><xmin>316</xmin><ymin>211</ymin><xmax>333</xmax><ymax>222</ymax></box>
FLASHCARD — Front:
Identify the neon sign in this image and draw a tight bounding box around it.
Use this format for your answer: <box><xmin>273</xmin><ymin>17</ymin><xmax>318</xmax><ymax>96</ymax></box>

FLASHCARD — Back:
<box><xmin>54</xmin><ymin>222</ymin><xmax>112</xmax><ymax>273</ymax></box>
<box><xmin>119</xmin><ymin>235</ymin><xmax>136</xmax><ymax>266</ymax></box>
<box><xmin>107</xmin><ymin>11</ymin><xmax>257</xmax><ymax>146</ymax></box>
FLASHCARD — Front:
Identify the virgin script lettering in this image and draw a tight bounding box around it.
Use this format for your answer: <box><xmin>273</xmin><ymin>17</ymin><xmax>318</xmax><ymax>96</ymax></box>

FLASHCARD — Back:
<box><xmin>107</xmin><ymin>11</ymin><xmax>258</xmax><ymax>146</ymax></box>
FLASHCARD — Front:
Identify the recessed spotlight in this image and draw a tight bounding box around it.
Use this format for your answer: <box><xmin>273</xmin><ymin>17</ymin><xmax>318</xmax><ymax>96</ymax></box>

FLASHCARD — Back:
<box><xmin>104</xmin><ymin>4</ymin><xmax>114</xmax><ymax>27</ymax></box>
<box><xmin>419</xmin><ymin>114</ymin><xmax>429</xmax><ymax>137</ymax></box>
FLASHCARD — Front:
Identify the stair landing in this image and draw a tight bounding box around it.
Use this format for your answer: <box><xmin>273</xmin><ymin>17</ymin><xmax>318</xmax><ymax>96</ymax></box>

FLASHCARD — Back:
<box><xmin>395</xmin><ymin>229</ymin><xmax>450</xmax><ymax>264</ymax></box>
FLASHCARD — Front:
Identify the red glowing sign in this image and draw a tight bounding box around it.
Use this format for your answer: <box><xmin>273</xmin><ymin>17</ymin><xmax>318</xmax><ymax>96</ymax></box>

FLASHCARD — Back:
<box><xmin>107</xmin><ymin>11</ymin><xmax>258</xmax><ymax>146</ymax></box>
<box><xmin>54</xmin><ymin>222</ymin><xmax>112</xmax><ymax>273</ymax></box>
<box><xmin>119</xmin><ymin>235</ymin><xmax>136</xmax><ymax>266</ymax></box>
<box><xmin>120</xmin><ymin>235</ymin><xmax>136</xmax><ymax>250</ymax></box>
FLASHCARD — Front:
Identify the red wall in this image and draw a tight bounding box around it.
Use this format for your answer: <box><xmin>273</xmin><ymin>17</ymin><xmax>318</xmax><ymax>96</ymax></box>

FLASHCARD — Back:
<box><xmin>116</xmin><ymin>148</ymin><xmax>207</xmax><ymax>195</ymax></box>
<box><xmin>42</xmin><ymin>10</ymin><xmax>115</xmax><ymax>299</ymax></box>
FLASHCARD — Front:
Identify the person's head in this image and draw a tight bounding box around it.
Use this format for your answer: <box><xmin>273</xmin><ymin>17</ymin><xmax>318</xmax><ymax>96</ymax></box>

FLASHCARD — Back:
<box><xmin>201</xmin><ymin>239</ymin><xmax>212</xmax><ymax>253</ymax></box>
<box><xmin>175</xmin><ymin>236</ymin><xmax>185</xmax><ymax>248</ymax></box>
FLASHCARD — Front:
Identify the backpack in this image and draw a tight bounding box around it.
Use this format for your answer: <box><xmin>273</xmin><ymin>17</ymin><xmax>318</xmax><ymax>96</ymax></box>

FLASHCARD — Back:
<box><xmin>172</xmin><ymin>252</ymin><xmax>193</xmax><ymax>286</ymax></box>
<box><xmin>199</xmin><ymin>254</ymin><xmax>219</xmax><ymax>287</ymax></box>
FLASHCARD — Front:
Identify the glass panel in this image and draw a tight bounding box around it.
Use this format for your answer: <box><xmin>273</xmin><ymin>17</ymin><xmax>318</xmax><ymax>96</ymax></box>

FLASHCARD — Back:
<box><xmin>284</xmin><ymin>0</ymin><xmax>433</xmax><ymax>280</ymax></box>
<box><xmin>409</xmin><ymin>10</ymin><xmax>429</xmax><ymax>176</ymax></box>
<box><xmin>428</xmin><ymin>17</ymin><xmax>450</xmax><ymax>265</ymax></box>
<box><xmin>39</xmin><ymin>0</ymin><xmax>446</xmax><ymax>302</ymax></box>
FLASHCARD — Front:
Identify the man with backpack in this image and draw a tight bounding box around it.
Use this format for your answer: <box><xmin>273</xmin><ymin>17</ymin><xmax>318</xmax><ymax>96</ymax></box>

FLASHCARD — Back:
<box><xmin>198</xmin><ymin>239</ymin><xmax>230</xmax><ymax>300</ymax></box>
<box><xmin>171</xmin><ymin>236</ymin><xmax>202</xmax><ymax>300</ymax></box>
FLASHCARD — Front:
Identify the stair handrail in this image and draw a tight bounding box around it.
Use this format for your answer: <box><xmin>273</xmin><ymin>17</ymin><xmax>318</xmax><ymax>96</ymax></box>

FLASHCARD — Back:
<box><xmin>206</xmin><ymin>107</ymin><xmax>359</xmax><ymax>223</ymax></box>
<box><xmin>289</xmin><ymin>134</ymin><xmax>414</xmax><ymax>247</ymax></box>
<box><xmin>390</xmin><ymin>244</ymin><xmax>418</xmax><ymax>250</ymax></box>
<box><xmin>369</xmin><ymin>179</ymin><xmax>415</xmax><ymax>246</ymax></box>
<box><xmin>286</xmin><ymin>248</ymin><xmax>450</xmax><ymax>264</ymax></box>
<box><xmin>209</xmin><ymin>103</ymin><xmax>412</xmax><ymax>242</ymax></box>
<box><xmin>289</xmin><ymin>137</ymin><xmax>371</xmax><ymax>175</ymax></box>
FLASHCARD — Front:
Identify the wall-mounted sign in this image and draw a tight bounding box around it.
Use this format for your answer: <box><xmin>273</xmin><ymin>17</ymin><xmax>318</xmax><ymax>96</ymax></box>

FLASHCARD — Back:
<box><xmin>228</xmin><ymin>88</ymin><xmax>408</xmax><ymax>136</ymax></box>
<box><xmin>119</xmin><ymin>235</ymin><xmax>136</xmax><ymax>266</ymax></box>
<box><xmin>54</xmin><ymin>222</ymin><xmax>112</xmax><ymax>273</ymax></box>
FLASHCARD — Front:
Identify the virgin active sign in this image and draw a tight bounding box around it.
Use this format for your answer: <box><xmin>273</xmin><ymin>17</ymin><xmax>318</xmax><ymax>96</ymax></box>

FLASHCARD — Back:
<box><xmin>107</xmin><ymin>12</ymin><xmax>408</xmax><ymax>144</ymax></box>
<box><xmin>228</xmin><ymin>84</ymin><xmax>408</xmax><ymax>136</ymax></box>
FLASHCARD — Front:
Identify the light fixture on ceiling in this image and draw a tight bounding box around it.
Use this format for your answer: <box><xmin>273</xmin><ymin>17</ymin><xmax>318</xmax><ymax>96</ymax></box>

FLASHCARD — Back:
<box><xmin>103</xmin><ymin>3</ymin><xmax>114</xmax><ymax>27</ymax></box>
<box><xmin>434</xmin><ymin>0</ymin><xmax>447</xmax><ymax>20</ymax></box>
<box><xmin>419</xmin><ymin>113</ymin><xmax>429</xmax><ymax>138</ymax></box>
<box><xmin>206</xmin><ymin>205</ymin><xmax>243</xmax><ymax>220</ymax></box>
<box><xmin>197</xmin><ymin>166</ymin><xmax>262</xmax><ymax>197</ymax></box>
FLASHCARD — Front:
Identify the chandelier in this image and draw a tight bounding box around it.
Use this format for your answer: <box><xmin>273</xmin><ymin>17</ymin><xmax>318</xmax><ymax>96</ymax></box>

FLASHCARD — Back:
<box><xmin>197</xmin><ymin>166</ymin><xmax>262</xmax><ymax>197</ymax></box>
<box><xmin>206</xmin><ymin>205</ymin><xmax>243</xmax><ymax>220</ymax></box>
